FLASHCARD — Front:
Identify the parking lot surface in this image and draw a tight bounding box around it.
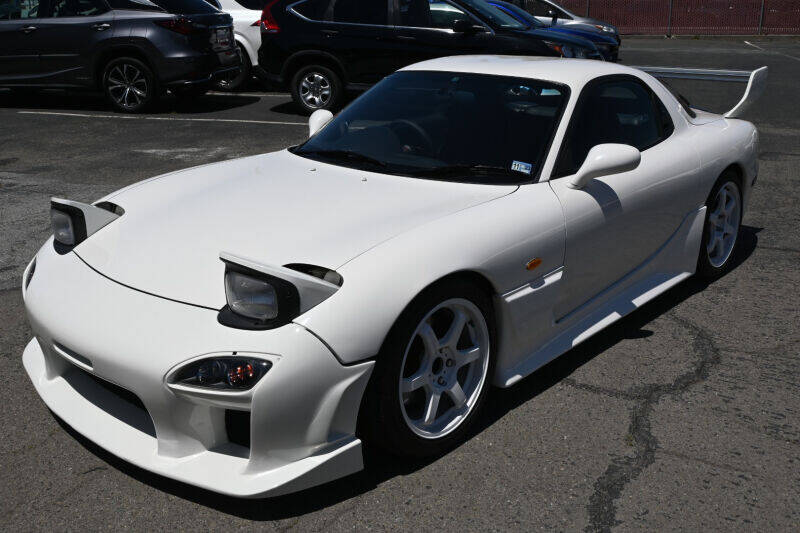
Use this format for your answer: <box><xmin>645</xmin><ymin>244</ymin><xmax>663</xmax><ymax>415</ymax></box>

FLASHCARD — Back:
<box><xmin>1</xmin><ymin>38</ymin><xmax>798</xmax><ymax>531</ymax></box>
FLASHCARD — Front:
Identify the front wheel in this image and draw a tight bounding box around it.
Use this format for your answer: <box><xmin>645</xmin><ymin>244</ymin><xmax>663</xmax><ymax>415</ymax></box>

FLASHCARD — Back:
<box><xmin>103</xmin><ymin>57</ymin><xmax>156</xmax><ymax>113</ymax></box>
<box><xmin>697</xmin><ymin>172</ymin><xmax>743</xmax><ymax>279</ymax></box>
<box><xmin>361</xmin><ymin>280</ymin><xmax>495</xmax><ymax>457</ymax></box>
<box><xmin>290</xmin><ymin>65</ymin><xmax>343</xmax><ymax>114</ymax></box>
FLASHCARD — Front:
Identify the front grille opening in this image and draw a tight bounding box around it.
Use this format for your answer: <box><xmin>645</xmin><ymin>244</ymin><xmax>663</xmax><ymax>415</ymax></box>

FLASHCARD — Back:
<box><xmin>62</xmin><ymin>364</ymin><xmax>156</xmax><ymax>438</ymax></box>
<box><xmin>225</xmin><ymin>409</ymin><xmax>251</xmax><ymax>449</ymax></box>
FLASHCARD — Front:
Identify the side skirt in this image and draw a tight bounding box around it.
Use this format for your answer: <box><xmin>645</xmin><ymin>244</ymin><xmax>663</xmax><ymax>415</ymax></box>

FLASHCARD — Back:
<box><xmin>495</xmin><ymin>206</ymin><xmax>706</xmax><ymax>388</ymax></box>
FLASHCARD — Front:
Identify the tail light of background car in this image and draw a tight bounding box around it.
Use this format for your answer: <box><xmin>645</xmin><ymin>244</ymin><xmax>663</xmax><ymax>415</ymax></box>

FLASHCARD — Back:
<box><xmin>154</xmin><ymin>17</ymin><xmax>204</xmax><ymax>35</ymax></box>
<box><xmin>258</xmin><ymin>0</ymin><xmax>281</xmax><ymax>33</ymax></box>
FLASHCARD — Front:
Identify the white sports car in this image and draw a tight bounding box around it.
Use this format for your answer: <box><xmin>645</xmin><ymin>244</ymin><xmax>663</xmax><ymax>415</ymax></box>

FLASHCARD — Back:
<box><xmin>22</xmin><ymin>56</ymin><xmax>765</xmax><ymax>498</ymax></box>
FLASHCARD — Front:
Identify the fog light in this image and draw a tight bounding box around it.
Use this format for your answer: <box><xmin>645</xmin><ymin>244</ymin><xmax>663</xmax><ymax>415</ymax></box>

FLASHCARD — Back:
<box><xmin>170</xmin><ymin>357</ymin><xmax>272</xmax><ymax>390</ymax></box>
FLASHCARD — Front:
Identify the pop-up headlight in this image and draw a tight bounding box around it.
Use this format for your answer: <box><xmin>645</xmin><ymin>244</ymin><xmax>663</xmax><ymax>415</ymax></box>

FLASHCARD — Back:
<box><xmin>50</xmin><ymin>198</ymin><xmax>122</xmax><ymax>251</ymax></box>
<box><xmin>225</xmin><ymin>271</ymin><xmax>279</xmax><ymax>321</ymax></box>
<box><xmin>218</xmin><ymin>253</ymin><xmax>342</xmax><ymax>330</ymax></box>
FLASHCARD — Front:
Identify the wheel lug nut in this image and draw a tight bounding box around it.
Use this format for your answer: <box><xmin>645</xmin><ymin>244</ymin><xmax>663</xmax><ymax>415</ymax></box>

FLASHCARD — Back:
<box><xmin>446</xmin><ymin>359</ymin><xmax>454</xmax><ymax>367</ymax></box>
<box><xmin>437</xmin><ymin>377</ymin><xmax>446</xmax><ymax>386</ymax></box>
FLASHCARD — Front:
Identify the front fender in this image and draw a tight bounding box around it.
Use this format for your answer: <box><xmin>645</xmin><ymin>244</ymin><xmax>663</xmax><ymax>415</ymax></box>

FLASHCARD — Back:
<box><xmin>295</xmin><ymin>183</ymin><xmax>565</xmax><ymax>366</ymax></box>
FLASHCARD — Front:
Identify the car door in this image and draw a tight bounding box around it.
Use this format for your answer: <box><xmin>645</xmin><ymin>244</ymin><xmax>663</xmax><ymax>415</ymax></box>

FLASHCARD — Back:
<box><xmin>35</xmin><ymin>0</ymin><xmax>114</xmax><ymax>85</ymax></box>
<box><xmin>392</xmin><ymin>0</ymin><xmax>491</xmax><ymax>67</ymax></box>
<box><xmin>547</xmin><ymin>75</ymin><xmax>701</xmax><ymax>320</ymax></box>
<box><xmin>0</xmin><ymin>0</ymin><xmax>47</xmax><ymax>81</ymax></box>
<box><xmin>319</xmin><ymin>0</ymin><xmax>395</xmax><ymax>85</ymax></box>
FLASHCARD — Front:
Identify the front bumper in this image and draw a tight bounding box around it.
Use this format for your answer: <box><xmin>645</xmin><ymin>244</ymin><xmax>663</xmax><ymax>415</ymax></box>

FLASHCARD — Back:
<box><xmin>22</xmin><ymin>240</ymin><xmax>373</xmax><ymax>498</ymax></box>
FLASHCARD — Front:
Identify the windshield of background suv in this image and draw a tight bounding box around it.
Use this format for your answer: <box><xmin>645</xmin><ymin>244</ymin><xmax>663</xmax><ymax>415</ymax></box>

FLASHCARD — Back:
<box><xmin>294</xmin><ymin>71</ymin><xmax>568</xmax><ymax>185</ymax></box>
<box><xmin>487</xmin><ymin>1</ymin><xmax>544</xmax><ymax>28</ymax></box>
<box><xmin>459</xmin><ymin>0</ymin><xmax>527</xmax><ymax>29</ymax></box>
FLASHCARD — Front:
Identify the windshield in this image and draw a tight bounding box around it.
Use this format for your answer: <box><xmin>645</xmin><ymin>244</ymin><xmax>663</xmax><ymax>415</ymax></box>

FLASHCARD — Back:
<box><xmin>294</xmin><ymin>71</ymin><xmax>568</xmax><ymax>185</ymax></box>
<box><xmin>459</xmin><ymin>0</ymin><xmax>527</xmax><ymax>29</ymax></box>
<box><xmin>487</xmin><ymin>1</ymin><xmax>544</xmax><ymax>28</ymax></box>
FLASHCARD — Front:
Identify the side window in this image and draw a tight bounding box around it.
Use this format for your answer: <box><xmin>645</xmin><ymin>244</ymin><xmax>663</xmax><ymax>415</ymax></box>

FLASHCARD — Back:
<box><xmin>8</xmin><ymin>0</ymin><xmax>42</xmax><ymax>18</ymax></box>
<box><xmin>528</xmin><ymin>0</ymin><xmax>552</xmax><ymax>17</ymax></box>
<box><xmin>328</xmin><ymin>0</ymin><xmax>387</xmax><ymax>25</ymax></box>
<box><xmin>49</xmin><ymin>0</ymin><xmax>109</xmax><ymax>16</ymax></box>
<box><xmin>399</xmin><ymin>0</ymin><xmax>468</xmax><ymax>29</ymax></box>
<box><xmin>554</xmin><ymin>78</ymin><xmax>670</xmax><ymax>178</ymax></box>
<box><xmin>293</xmin><ymin>0</ymin><xmax>328</xmax><ymax>20</ymax></box>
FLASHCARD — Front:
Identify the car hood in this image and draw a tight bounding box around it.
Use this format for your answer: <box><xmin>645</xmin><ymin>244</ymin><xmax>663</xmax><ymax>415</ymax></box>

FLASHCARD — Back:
<box><xmin>546</xmin><ymin>24</ymin><xmax>618</xmax><ymax>45</ymax></box>
<box><xmin>517</xmin><ymin>27</ymin><xmax>595</xmax><ymax>49</ymax></box>
<box><xmin>76</xmin><ymin>150</ymin><xmax>516</xmax><ymax>310</ymax></box>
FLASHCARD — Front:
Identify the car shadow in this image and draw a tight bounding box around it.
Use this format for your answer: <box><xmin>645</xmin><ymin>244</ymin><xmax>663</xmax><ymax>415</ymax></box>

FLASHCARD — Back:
<box><xmin>51</xmin><ymin>225</ymin><xmax>760</xmax><ymax>520</ymax></box>
<box><xmin>0</xmin><ymin>89</ymin><xmax>260</xmax><ymax>115</ymax></box>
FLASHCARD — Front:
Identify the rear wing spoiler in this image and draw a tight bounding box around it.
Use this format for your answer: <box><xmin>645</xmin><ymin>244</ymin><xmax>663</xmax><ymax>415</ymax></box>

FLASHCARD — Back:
<box><xmin>633</xmin><ymin>66</ymin><xmax>768</xmax><ymax>119</ymax></box>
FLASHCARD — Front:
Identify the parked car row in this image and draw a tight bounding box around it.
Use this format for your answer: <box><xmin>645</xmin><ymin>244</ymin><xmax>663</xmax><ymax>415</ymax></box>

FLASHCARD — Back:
<box><xmin>0</xmin><ymin>0</ymin><xmax>620</xmax><ymax>112</ymax></box>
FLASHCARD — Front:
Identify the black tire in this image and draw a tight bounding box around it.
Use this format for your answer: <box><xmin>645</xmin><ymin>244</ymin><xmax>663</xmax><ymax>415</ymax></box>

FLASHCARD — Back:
<box><xmin>360</xmin><ymin>278</ymin><xmax>496</xmax><ymax>457</ymax></box>
<box><xmin>697</xmin><ymin>170</ymin><xmax>743</xmax><ymax>279</ymax></box>
<box><xmin>213</xmin><ymin>45</ymin><xmax>251</xmax><ymax>91</ymax></box>
<box><xmin>102</xmin><ymin>57</ymin><xmax>157</xmax><ymax>113</ymax></box>
<box><xmin>290</xmin><ymin>64</ymin><xmax>343</xmax><ymax>114</ymax></box>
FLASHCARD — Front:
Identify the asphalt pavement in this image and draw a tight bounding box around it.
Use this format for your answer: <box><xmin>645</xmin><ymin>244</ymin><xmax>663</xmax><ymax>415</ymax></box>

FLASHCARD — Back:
<box><xmin>0</xmin><ymin>38</ymin><xmax>798</xmax><ymax>531</ymax></box>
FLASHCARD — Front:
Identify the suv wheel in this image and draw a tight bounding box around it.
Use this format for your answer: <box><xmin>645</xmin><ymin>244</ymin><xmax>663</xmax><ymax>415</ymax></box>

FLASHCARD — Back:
<box><xmin>103</xmin><ymin>57</ymin><xmax>156</xmax><ymax>113</ymax></box>
<box><xmin>291</xmin><ymin>65</ymin><xmax>342</xmax><ymax>114</ymax></box>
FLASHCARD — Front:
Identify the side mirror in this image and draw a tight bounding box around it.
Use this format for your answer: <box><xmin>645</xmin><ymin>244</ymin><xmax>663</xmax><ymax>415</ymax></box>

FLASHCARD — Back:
<box><xmin>308</xmin><ymin>109</ymin><xmax>333</xmax><ymax>137</ymax></box>
<box><xmin>453</xmin><ymin>19</ymin><xmax>485</xmax><ymax>34</ymax></box>
<box><xmin>548</xmin><ymin>9</ymin><xmax>558</xmax><ymax>24</ymax></box>
<box><xmin>568</xmin><ymin>144</ymin><xmax>640</xmax><ymax>189</ymax></box>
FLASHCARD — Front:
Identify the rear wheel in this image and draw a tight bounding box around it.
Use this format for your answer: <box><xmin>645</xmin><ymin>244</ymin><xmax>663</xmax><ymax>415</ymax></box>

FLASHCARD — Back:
<box><xmin>697</xmin><ymin>171</ymin><xmax>743</xmax><ymax>279</ymax></box>
<box><xmin>361</xmin><ymin>280</ymin><xmax>495</xmax><ymax>457</ymax></box>
<box><xmin>290</xmin><ymin>65</ymin><xmax>342</xmax><ymax>114</ymax></box>
<box><xmin>103</xmin><ymin>57</ymin><xmax>156</xmax><ymax>113</ymax></box>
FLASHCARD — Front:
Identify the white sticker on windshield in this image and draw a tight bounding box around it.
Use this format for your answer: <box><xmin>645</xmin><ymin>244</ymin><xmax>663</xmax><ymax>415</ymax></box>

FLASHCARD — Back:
<box><xmin>511</xmin><ymin>161</ymin><xmax>533</xmax><ymax>175</ymax></box>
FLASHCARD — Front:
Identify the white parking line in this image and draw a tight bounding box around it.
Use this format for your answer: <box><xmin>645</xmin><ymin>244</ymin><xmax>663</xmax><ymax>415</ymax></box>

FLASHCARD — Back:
<box><xmin>744</xmin><ymin>40</ymin><xmax>800</xmax><ymax>62</ymax></box>
<box><xmin>206</xmin><ymin>91</ymin><xmax>290</xmax><ymax>97</ymax></box>
<box><xmin>17</xmin><ymin>110</ymin><xmax>305</xmax><ymax>126</ymax></box>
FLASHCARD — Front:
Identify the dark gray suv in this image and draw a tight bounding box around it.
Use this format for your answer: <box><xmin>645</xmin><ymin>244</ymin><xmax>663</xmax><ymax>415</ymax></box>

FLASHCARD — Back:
<box><xmin>0</xmin><ymin>0</ymin><xmax>241</xmax><ymax>112</ymax></box>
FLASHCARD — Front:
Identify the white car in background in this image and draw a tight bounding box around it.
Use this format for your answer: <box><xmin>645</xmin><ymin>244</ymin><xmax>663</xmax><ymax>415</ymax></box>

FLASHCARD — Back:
<box><xmin>22</xmin><ymin>57</ymin><xmax>765</xmax><ymax>498</ymax></box>
<box><xmin>213</xmin><ymin>0</ymin><xmax>264</xmax><ymax>90</ymax></box>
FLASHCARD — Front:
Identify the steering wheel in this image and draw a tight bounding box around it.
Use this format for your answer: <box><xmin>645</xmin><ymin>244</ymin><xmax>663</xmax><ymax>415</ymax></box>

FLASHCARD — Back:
<box><xmin>388</xmin><ymin>119</ymin><xmax>434</xmax><ymax>155</ymax></box>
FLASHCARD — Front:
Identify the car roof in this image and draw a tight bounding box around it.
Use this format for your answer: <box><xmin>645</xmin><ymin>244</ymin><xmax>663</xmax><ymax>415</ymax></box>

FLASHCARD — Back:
<box><xmin>400</xmin><ymin>55</ymin><xmax>643</xmax><ymax>89</ymax></box>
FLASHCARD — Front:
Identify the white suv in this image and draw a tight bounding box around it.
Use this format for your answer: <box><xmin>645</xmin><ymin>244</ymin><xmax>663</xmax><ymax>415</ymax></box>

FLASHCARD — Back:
<box><xmin>214</xmin><ymin>0</ymin><xmax>264</xmax><ymax>90</ymax></box>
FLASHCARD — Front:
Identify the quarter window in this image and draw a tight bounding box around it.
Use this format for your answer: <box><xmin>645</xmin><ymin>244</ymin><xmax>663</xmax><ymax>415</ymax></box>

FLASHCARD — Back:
<box><xmin>553</xmin><ymin>77</ymin><xmax>674</xmax><ymax>178</ymax></box>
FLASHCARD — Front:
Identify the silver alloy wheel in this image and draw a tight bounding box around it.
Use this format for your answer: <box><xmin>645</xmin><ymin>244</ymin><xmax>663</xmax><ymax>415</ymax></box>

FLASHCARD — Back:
<box><xmin>399</xmin><ymin>298</ymin><xmax>490</xmax><ymax>439</ymax></box>
<box><xmin>299</xmin><ymin>72</ymin><xmax>332</xmax><ymax>109</ymax></box>
<box><xmin>707</xmin><ymin>181</ymin><xmax>741</xmax><ymax>268</ymax></box>
<box><xmin>107</xmin><ymin>63</ymin><xmax>148</xmax><ymax>110</ymax></box>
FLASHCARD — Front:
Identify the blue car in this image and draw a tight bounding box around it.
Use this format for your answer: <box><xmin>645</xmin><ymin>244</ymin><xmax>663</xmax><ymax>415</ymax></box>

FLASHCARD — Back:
<box><xmin>488</xmin><ymin>0</ymin><xmax>620</xmax><ymax>61</ymax></box>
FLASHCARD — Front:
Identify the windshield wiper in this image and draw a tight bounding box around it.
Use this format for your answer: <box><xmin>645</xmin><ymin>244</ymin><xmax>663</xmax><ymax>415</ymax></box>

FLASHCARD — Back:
<box><xmin>410</xmin><ymin>164</ymin><xmax>520</xmax><ymax>179</ymax></box>
<box><xmin>299</xmin><ymin>149</ymin><xmax>387</xmax><ymax>169</ymax></box>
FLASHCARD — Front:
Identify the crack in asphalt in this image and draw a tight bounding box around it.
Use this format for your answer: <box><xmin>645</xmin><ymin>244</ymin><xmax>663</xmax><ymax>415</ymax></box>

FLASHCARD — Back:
<box><xmin>570</xmin><ymin>313</ymin><xmax>721</xmax><ymax>533</ymax></box>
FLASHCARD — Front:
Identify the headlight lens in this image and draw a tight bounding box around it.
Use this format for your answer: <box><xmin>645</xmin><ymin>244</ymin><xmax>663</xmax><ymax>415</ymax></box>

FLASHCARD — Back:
<box><xmin>51</xmin><ymin>209</ymin><xmax>76</xmax><ymax>246</ymax></box>
<box><xmin>170</xmin><ymin>356</ymin><xmax>272</xmax><ymax>390</ymax></box>
<box><xmin>225</xmin><ymin>271</ymin><xmax>278</xmax><ymax>321</ymax></box>
<box><xmin>596</xmin><ymin>24</ymin><xmax>614</xmax><ymax>33</ymax></box>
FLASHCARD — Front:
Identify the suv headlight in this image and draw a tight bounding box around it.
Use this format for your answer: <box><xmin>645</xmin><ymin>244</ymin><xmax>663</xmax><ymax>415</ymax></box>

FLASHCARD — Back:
<box><xmin>544</xmin><ymin>41</ymin><xmax>586</xmax><ymax>59</ymax></box>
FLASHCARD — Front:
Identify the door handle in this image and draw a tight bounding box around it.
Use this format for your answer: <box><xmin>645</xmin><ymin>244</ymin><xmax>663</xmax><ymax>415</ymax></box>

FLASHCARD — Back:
<box><xmin>395</xmin><ymin>35</ymin><xmax>416</xmax><ymax>41</ymax></box>
<box><xmin>320</xmin><ymin>29</ymin><xmax>338</xmax><ymax>37</ymax></box>
<box><xmin>20</xmin><ymin>26</ymin><xmax>37</xmax><ymax>33</ymax></box>
<box><xmin>92</xmin><ymin>23</ymin><xmax>111</xmax><ymax>31</ymax></box>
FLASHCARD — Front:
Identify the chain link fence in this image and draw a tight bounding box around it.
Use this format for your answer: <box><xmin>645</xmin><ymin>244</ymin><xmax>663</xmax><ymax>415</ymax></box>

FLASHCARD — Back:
<box><xmin>554</xmin><ymin>0</ymin><xmax>800</xmax><ymax>34</ymax></box>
